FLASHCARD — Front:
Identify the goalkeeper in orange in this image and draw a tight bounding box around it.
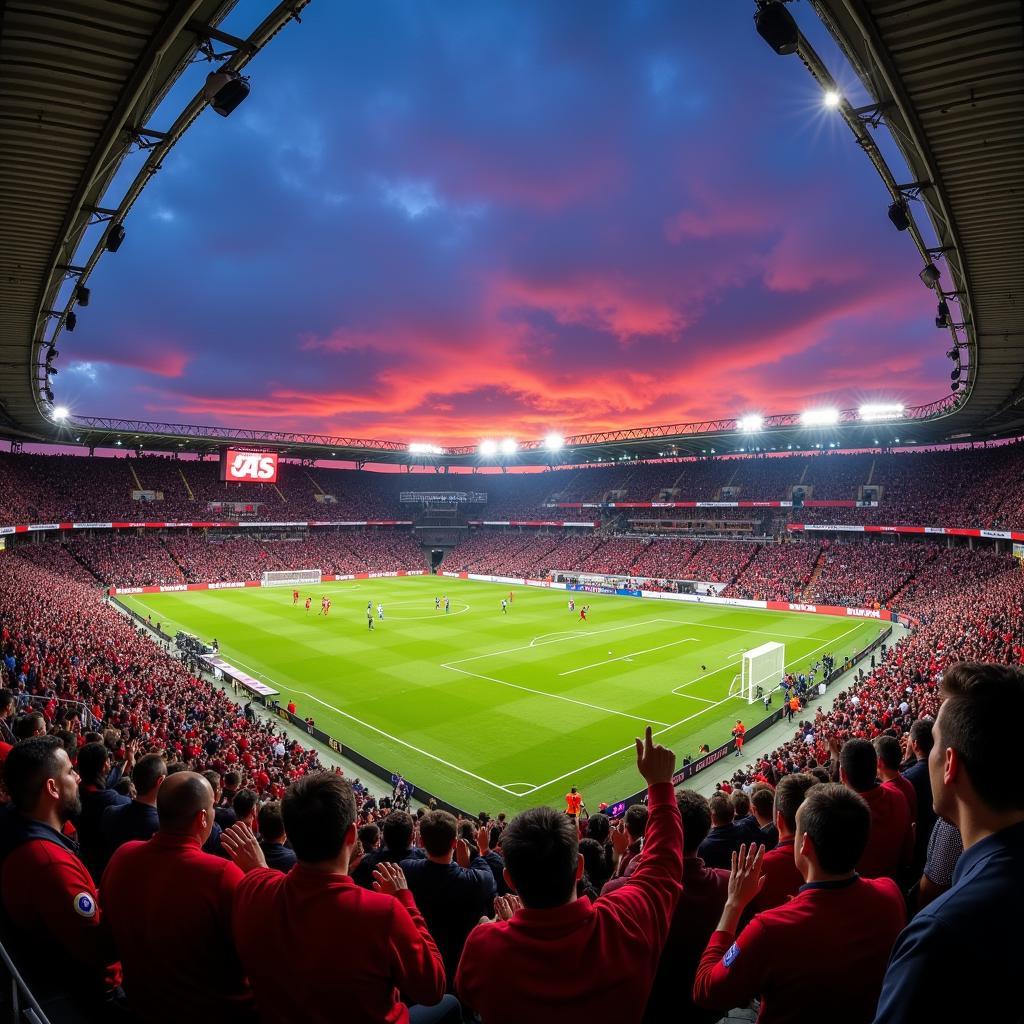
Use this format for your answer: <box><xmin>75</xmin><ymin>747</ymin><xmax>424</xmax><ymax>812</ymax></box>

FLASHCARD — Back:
<box><xmin>565</xmin><ymin>786</ymin><xmax>584</xmax><ymax>820</ymax></box>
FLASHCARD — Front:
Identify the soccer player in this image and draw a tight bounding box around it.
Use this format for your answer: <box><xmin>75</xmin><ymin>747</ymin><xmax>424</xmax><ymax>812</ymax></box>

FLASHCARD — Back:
<box><xmin>293</xmin><ymin>589</ymin><xmax>299</xmax><ymax>605</ymax></box>
<box><xmin>501</xmin><ymin>599</ymin><xmax>507</xmax><ymax>615</ymax></box>
<box><xmin>319</xmin><ymin>596</ymin><xmax>327</xmax><ymax>616</ymax></box>
<box><xmin>304</xmin><ymin>597</ymin><xmax>311</xmax><ymax>614</ymax></box>
<box><xmin>435</xmin><ymin>596</ymin><xmax>441</xmax><ymax>610</ymax></box>
<box><xmin>565</xmin><ymin>787</ymin><xmax>583</xmax><ymax>819</ymax></box>
<box><xmin>732</xmin><ymin>720</ymin><xmax>746</xmax><ymax>758</ymax></box>
<box><xmin>324</xmin><ymin>599</ymin><xmax>331</xmax><ymax>617</ymax></box>
<box><xmin>367</xmin><ymin>609</ymin><xmax>374</xmax><ymax>631</ymax></box>
<box><xmin>568</xmin><ymin>598</ymin><xmax>575</xmax><ymax>612</ymax></box>
<box><xmin>444</xmin><ymin>597</ymin><xmax>450</xmax><ymax>614</ymax></box>
<box><xmin>377</xmin><ymin>603</ymin><xmax>384</xmax><ymax>621</ymax></box>
<box><xmin>509</xmin><ymin>590</ymin><xmax>514</xmax><ymax>604</ymax></box>
<box><xmin>579</xmin><ymin>606</ymin><xmax>587</xmax><ymax>622</ymax></box>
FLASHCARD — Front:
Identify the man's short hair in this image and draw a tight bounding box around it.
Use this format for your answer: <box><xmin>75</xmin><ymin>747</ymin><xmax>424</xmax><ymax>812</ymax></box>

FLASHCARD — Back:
<box><xmin>909</xmin><ymin>719</ymin><xmax>934</xmax><ymax>755</ymax></box>
<box><xmin>0</xmin><ymin>689</ymin><xmax>15</xmax><ymax>715</ymax></box>
<box><xmin>380</xmin><ymin>810</ymin><xmax>414</xmax><ymax>851</ymax></box>
<box><xmin>872</xmin><ymin>734</ymin><xmax>903</xmax><ymax>772</ymax></box>
<box><xmin>750</xmin><ymin>785</ymin><xmax>775</xmax><ymax>821</ymax></box>
<box><xmin>224</xmin><ymin>770</ymin><xmax>241</xmax><ymax>789</ymax></box>
<box><xmin>76</xmin><ymin>741</ymin><xmax>110</xmax><ymax>786</ymax></box>
<box><xmin>358</xmin><ymin>823</ymin><xmax>380</xmax><ymax>851</ymax></box>
<box><xmin>586</xmin><ymin>812</ymin><xmax>610</xmax><ymax>843</ymax></box>
<box><xmin>708</xmin><ymin>792</ymin><xmax>734</xmax><ymax>825</ymax></box>
<box><xmin>731</xmin><ymin>791</ymin><xmax>751</xmax><ymax>818</ymax></box>
<box><xmin>798</xmin><ymin>783</ymin><xmax>870</xmax><ymax>874</ymax></box>
<box><xmin>132</xmin><ymin>754</ymin><xmax>167</xmax><ymax>797</ymax></box>
<box><xmin>502</xmin><ymin>806</ymin><xmax>579</xmax><ymax>909</ymax></box>
<box><xmin>13</xmin><ymin>712</ymin><xmax>46</xmax><ymax>740</ymax></box>
<box><xmin>419</xmin><ymin>810</ymin><xmax>458</xmax><ymax>858</ymax></box>
<box><xmin>4</xmin><ymin>736</ymin><xmax>64</xmax><ymax>811</ymax></box>
<box><xmin>939</xmin><ymin>662</ymin><xmax>1024</xmax><ymax>812</ymax></box>
<box><xmin>774</xmin><ymin>773</ymin><xmax>819</xmax><ymax>833</ymax></box>
<box><xmin>840</xmin><ymin>738</ymin><xmax>878</xmax><ymax>792</ymax></box>
<box><xmin>258</xmin><ymin>801</ymin><xmax>286</xmax><ymax>841</ymax></box>
<box><xmin>624</xmin><ymin>803</ymin><xmax>648</xmax><ymax>840</ymax></box>
<box><xmin>677</xmin><ymin>791</ymin><xmax>712</xmax><ymax>854</ymax></box>
<box><xmin>282</xmin><ymin>773</ymin><xmax>356</xmax><ymax>863</ymax></box>
<box><xmin>202</xmin><ymin>769</ymin><xmax>222</xmax><ymax>795</ymax></box>
<box><xmin>232</xmin><ymin>788</ymin><xmax>258</xmax><ymax>821</ymax></box>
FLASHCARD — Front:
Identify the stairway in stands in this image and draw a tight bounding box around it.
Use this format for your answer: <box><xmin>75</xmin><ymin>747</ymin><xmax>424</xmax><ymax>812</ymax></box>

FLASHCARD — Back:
<box><xmin>800</xmin><ymin>547</ymin><xmax>828</xmax><ymax>601</ymax></box>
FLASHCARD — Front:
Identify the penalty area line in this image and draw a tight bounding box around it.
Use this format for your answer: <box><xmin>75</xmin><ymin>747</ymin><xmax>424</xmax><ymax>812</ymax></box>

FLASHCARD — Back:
<box><xmin>558</xmin><ymin>637</ymin><xmax>696</xmax><ymax>677</ymax></box>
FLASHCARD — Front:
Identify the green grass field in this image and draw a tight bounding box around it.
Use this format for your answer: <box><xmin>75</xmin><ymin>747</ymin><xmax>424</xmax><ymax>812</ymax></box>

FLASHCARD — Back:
<box><xmin>118</xmin><ymin>577</ymin><xmax>883</xmax><ymax>813</ymax></box>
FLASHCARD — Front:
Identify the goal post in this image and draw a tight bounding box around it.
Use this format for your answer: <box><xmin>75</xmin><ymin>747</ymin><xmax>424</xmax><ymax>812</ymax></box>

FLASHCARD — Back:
<box><xmin>261</xmin><ymin>569</ymin><xmax>322</xmax><ymax>588</ymax></box>
<box><xmin>739</xmin><ymin>641</ymin><xmax>785</xmax><ymax>704</ymax></box>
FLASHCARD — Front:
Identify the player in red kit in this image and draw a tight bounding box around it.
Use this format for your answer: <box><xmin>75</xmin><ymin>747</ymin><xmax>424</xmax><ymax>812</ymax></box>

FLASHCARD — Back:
<box><xmin>579</xmin><ymin>606</ymin><xmax>587</xmax><ymax>622</ymax></box>
<box><xmin>293</xmin><ymin>589</ymin><xmax>299</xmax><ymax>605</ymax></box>
<box><xmin>324</xmin><ymin>599</ymin><xmax>331</xmax><ymax>617</ymax></box>
<box><xmin>732</xmin><ymin>720</ymin><xmax>746</xmax><ymax>758</ymax></box>
<box><xmin>304</xmin><ymin>597</ymin><xmax>311</xmax><ymax>614</ymax></box>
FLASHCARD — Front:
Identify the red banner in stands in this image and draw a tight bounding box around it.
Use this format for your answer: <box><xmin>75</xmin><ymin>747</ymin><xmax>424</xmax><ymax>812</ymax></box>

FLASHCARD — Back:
<box><xmin>467</xmin><ymin>520</ymin><xmax>599</xmax><ymax>528</ymax></box>
<box><xmin>549</xmin><ymin>500</ymin><xmax>877</xmax><ymax>509</ymax></box>
<box><xmin>788</xmin><ymin>524</ymin><xmax>1024</xmax><ymax>542</ymax></box>
<box><xmin>765</xmin><ymin>600</ymin><xmax>891</xmax><ymax>622</ymax></box>
<box><xmin>0</xmin><ymin>520</ymin><xmax>415</xmax><ymax>535</ymax></box>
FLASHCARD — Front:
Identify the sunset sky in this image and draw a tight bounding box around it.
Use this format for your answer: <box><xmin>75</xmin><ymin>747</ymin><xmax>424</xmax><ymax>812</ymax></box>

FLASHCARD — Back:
<box><xmin>57</xmin><ymin>0</ymin><xmax>947</xmax><ymax>446</ymax></box>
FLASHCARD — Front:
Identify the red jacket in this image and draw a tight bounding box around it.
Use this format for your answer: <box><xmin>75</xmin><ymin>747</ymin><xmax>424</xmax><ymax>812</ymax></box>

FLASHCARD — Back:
<box><xmin>746</xmin><ymin>838</ymin><xmax>802</xmax><ymax>916</ymax></box>
<box><xmin>231</xmin><ymin>863</ymin><xmax>446</xmax><ymax>1023</ymax></box>
<box><xmin>882</xmin><ymin>774</ymin><xmax>917</xmax><ymax>822</ymax></box>
<box><xmin>857</xmin><ymin>784</ymin><xmax>914</xmax><ymax>879</ymax></box>
<box><xmin>456</xmin><ymin>782</ymin><xmax>683</xmax><ymax>1023</ymax></box>
<box><xmin>101</xmin><ymin>832</ymin><xmax>254</xmax><ymax>1023</ymax></box>
<box><xmin>694</xmin><ymin>875</ymin><xmax>906</xmax><ymax>1024</ymax></box>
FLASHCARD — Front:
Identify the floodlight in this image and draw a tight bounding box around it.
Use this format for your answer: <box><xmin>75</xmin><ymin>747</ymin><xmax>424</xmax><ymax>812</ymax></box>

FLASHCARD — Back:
<box><xmin>65</xmin><ymin>311</ymin><xmax>77</xmax><ymax>332</ymax></box>
<box><xmin>204</xmin><ymin>70</ymin><xmax>250</xmax><ymax>117</ymax></box>
<box><xmin>544</xmin><ymin>432</ymin><xmax>564</xmax><ymax>451</ymax></box>
<box><xmin>44</xmin><ymin>387</ymin><xmax>54</xmax><ymax>402</ymax></box>
<box><xmin>859</xmin><ymin>403</ymin><xmax>904</xmax><ymax>421</ymax></box>
<box><xmin>738</xmin><ymin>414</ymin><xmax>763</xmax><ymax>432</ymax></box>
<box><xmin>479</xmin><ymin>440</ymin><xmax>498</xmax><ymax>457</ymax></box>
<box><xmin>951</xmin><ymin>380</ymin><xmax>960</xmax><ymax>391</ymax></box>
<box><xmin>52</xmin><ymin>405</ymin><xmax>69</xmax><ymax>421</ymax></box>
<box><xmin>46</xmin><ymin>347</ymin><xmax>59</xmax><ymax>361</ymax></box>
<box><xmin>105</xmin><ymin>224</ymin><xmax>126</xmax><ymax>252</ymax></box>
<box><xmin>951</xmin><ymin>367</ymin><xmax>961</xmax><ymax>381</ymax></box>
<box><xmin>936</xmin><ymin>300</ymin><xmax>950</xmax><ymax>322</ymax></box>
<box><xmin>500</xmin><ymin>438</ymin><xmax>517</xmax><ymax>455</ymax></box>
<box><xmin>800</xmin><ymin>408</ymin><xmax>839</xmax><ymax>426</ymax></box>
<box><xmin>409</xmin><ymin>443</ymin><xmax>442</xmax><ymax>455</ymax></box>
<box><xmin>946</xmin><ymin>347</ymin><xmax>959</xmax><ymax>360</ymax></box>
<box><xmin>919</xmin><ymin>263</ymin><xmax>941</xmax><ymax>288</ymax></box>
<box><xmin>887</xmin><ymin>200</ymin><xmax>911</xmax><ymax>232</ymax></box>
<box><xmin>823</xmin><ymin>89</ymin><xmax>841</xmax><ymax>109</ymax></box>
<box><xmin>75</xmin><ymin>285</ymin><xmax>90</xmax><ymax>306</ymax></box>
<box><xmin>755</xmin><ymin>1</ymin><xmax>798</xmax><ymax>55</ymax></box>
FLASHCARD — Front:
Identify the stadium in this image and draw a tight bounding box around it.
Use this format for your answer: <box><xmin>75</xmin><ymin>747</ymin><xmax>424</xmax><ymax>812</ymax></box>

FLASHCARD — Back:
<box><xmin>0</xmin><ymin>1</ymin><xmax>1021</xmax><ymax>1022</ymax></box>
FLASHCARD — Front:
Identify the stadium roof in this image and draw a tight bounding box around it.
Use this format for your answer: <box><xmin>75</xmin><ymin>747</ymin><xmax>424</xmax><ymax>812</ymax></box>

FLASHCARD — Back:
<box><xmin>0</xmin><ymin>0</ymin><xmax>1020</xmax><ymax>467</ymax></box>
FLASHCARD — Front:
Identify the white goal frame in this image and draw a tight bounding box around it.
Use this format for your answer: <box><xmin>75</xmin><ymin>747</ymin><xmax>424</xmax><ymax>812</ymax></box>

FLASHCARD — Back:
<box><xmin>261</xmin><ymin>569</ymin><xmax>322</xmax><ymax>588</ymax></box>
<box><xmin>737</xmin><ymin>641</ymin><xmax>785</xmax><ymax>704</ymax></box>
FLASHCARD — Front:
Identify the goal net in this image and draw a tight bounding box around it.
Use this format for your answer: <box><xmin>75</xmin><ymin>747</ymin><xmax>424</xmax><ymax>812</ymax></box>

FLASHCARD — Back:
<box><xmin>738</xmin><ymin>641</ymin><xmax>785</xmax><ymax>704</ymax></box>
<box><xmin>261</xmin><ymin>569</ymin><xmax>322</xmax><ymax>588</ymax></box>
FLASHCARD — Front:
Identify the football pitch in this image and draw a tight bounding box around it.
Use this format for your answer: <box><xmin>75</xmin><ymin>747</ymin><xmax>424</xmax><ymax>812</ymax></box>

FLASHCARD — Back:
<box><xmin>118</xmin><ymin>577</ymin><xmax>884</xmax><ymax>813</ymax></box>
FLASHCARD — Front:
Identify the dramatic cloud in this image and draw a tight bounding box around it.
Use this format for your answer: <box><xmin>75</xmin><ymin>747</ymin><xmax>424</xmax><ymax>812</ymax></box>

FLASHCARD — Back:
<box><xmin>57</xmin><ymin>0</ymin><xmax>946</xmax><ymax>447</ymax></box>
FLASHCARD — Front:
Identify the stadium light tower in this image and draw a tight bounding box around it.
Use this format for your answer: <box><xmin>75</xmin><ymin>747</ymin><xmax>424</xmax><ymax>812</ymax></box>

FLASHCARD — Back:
<box><xmin>500</xmin><ymin>438</ymin><xmax>517</xmax><ymax>456</ymax></box>
<box><xmin>409</xmin><ymin>443</ymin><xmax>442</xmax><ymax>455</ymax></box>
<box><xmin>800</xmin><ymin>408</ymin><xmax>839</xmax><ymax>426</ymax></box>
<box><xmin>479</xmin><ymin>440</ymin><xmax>498</xmax><ymax>457</ymax></box>
<box><xmin>544</xmin><ymin>432</ymin><xmax>564</xmax><ymax>451</ymax></box>
<box><xmin>738</xmin><ymin>414</ymin><xmax>763</xmax><ymax>432</ymax></box>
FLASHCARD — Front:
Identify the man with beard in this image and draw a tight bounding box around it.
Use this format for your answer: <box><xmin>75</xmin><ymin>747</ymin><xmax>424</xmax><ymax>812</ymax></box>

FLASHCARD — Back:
<box><xmin>0</xmin><ymin>736</ymin><xmax>121</xmax><ymax>1003</ymax></box>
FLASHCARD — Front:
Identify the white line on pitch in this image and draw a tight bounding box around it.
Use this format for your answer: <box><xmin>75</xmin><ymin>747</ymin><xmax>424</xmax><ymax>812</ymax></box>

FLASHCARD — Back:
<box><xmin>558</xmin><ymin>637</ymin><xmax>696</xmax><ymax>676</ymax></box>
<box><xmin>442</xmin><ymin>664</ymin><xmax>670</xmax><ymax>727</ymax></box>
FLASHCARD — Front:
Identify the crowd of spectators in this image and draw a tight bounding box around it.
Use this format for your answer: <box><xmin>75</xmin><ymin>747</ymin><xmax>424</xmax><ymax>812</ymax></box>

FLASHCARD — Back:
<box><xmin>721</xmin><ymin>542</ymin><xmax>822</xmax><ymax>601</ymax></box>
<box><xmin>808</xmin><ymin>541</ymin><xmax>932</xmax><ymax>609</ymax></box>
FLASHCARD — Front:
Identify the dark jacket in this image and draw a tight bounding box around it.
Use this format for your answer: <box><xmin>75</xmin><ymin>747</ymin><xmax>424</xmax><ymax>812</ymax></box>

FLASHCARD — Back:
<box><xmin>697</xmin><ymin>822</ymin><xmax>745</xmax><ymax>870</ymax></box>
<box><xmin>259</xmin><ymin>840</ymin><xmax>297</xmax><ymax>873</ymax></box>
<box><xmin>101</xmin><ymin>800</ymin><xmax>159</xmax><ymax>861</ymax></box>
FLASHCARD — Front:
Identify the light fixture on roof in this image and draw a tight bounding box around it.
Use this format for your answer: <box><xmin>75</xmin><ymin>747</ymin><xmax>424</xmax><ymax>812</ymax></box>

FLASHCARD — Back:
<box><xmin>544</xmin><ymin>432</ymin><xmax>564</xmax><ymax>451</ymax></box>
<box><xmin>44</xmin><ymin>386</ymin><xmax>54</xmax><ymax>403</ymax></box>
<box><xmin>887</xmin><ymin>200</ymin><xmax>911</xmax><ymax>232</ymax></box>
<box><xmin>859</xmin><ymin>403</ymin><xmax>904</xmax><ymax>421</ymax></box>
<box><xmin>479</xmin><ymin>440</ymin><xmax>498</xmax><ymax>457</ymax></box>
<box><xmin>738</xmin><ymin>414</ymin><xmax>763</xmax><ymax>432</ymax></box>
<box><xmin>951</xmin><ymin>366</ymin><xmax>961</xmax><ymax>381</ymax></box>
<box><xmin>65</xmin><ymin>311</ymin><xmax>77</xmax><ymax>332</ymax></box>
<box><xmin>823</xmin><ymin>89</ymin><xmax>841</xmax><ymax>109</ymax></box>
<box><xmin>919</xmin><ymin>263</ymin><xmax>941</xmax><ymax>288</ymax></box>
<box><xmin>204</xmin><ymin>69</ymin><xmax>250</xmax><ymax>117</ymax></box>
<box><xmin>800</xmin><ymin>408</ymin><xmax>839</xmax><ymax>426</ymax></box>
<box><xmin>500</xmin><ymin>438</ymin><xmax>517</xmax><ymax>455</ymax></box>
<box><xmin>409</xmin><ymin>443</ymin><xmax>442</xmax><ymax>455</ymax></box>
<box><xmin>935</xmin><ymin>300</ymin><xmax>950</xmax><ymax>328</ymax></box>
<box><xmin>754</xmin><ymin>1</ymin><xmax>798</xmax><ymax>55</ymax></box>
<box><xmin>105</xmin><ymin>224</ymin><xmax>126</xmax><ymax>252</ymax></box>
<box><xmin>75</xmin><ymin>285</ymin><xmax>90</xmax><ymax>306</ymax></box>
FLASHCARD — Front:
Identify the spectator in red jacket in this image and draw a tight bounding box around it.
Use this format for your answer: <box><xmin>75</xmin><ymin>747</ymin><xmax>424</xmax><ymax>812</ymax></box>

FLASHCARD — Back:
<box><xmin>746</xmin><ymin>773</ymin><xmax>819</xmax><ymax>917</ymax></box>
<box><xmin>644</xmin><ymin>790</ymin><xmax>730</xmax><ymax>1024</ymax></box>
<box><xmin>694</xmin><ymin>784</ymin><xmax>906</xmax><ymax>1023</ymax></box>
<box><xmin>873</xmin><ymin>734</ymin><xmax>917</xmax><ymax>822</ymax></box>
<box><xmin>840</xmin><ymin>739</ymin><xmax>914</xmax><ymax>881</ymax></box>
<box><xmin>456</xmin><ymin>727</ymin><xmax>683</xmax><ymax>1023</ymax></box>
<box><xmin>224</xmin><ymin>772</ymin><xmax>454</xmax><ymax>1024</ymax></box>
<box><xmin>0</xmin><ymin>737</ymin><xmax>121</xmax><ymax>1006</ymax></box>
<box><xmin>101</xmin><ymin>771</ymin><xmax>255</xmax><ymax>1023</ymax></box>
